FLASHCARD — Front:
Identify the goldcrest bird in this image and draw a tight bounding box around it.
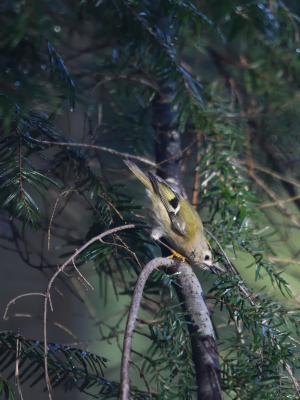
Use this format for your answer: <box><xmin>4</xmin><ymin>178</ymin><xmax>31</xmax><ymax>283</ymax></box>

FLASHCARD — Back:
<box><xmin>124</xmin><ymin>159</ymin><xmax>213</xmax><ymax>268</ymax></box>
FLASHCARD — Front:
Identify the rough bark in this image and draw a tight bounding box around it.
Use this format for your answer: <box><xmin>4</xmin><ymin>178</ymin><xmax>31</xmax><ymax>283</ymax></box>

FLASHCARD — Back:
<box><xmin>169</xmin><ymin>262</ymin><xmax>223</xmax><ymax>400</ymax></box>
<box><xmin>153</xmin><ymin>94</ymin><xmax>223</xmax><ymax>400</ymax></box>
<box><xmin>153</xmin><ymin>93</ymin><xmax>182</xmax><ymax>193</ymax></box>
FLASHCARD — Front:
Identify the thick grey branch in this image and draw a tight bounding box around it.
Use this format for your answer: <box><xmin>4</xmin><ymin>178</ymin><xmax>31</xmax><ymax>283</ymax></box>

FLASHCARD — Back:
<box><xmin>169</xmin><ymin>262</ymin><xmax>223</xmax><ymax>400</ymax></box>
<box><xmin>120</xmin><ymin>258</ymin><xmax>223</xmax><ymax>400</ymax></box>
<box><xmin>153</xmin><ymin>87</ymin><xmax>222</xmax><ymax>399</ymax></box>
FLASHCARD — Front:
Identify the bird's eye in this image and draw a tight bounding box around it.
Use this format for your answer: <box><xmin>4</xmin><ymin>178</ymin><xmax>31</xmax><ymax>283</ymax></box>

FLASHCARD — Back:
<box><xmin>204</xmin><ymin>255</ymin><xmax>210</xmax><ymax>261</ymax></box>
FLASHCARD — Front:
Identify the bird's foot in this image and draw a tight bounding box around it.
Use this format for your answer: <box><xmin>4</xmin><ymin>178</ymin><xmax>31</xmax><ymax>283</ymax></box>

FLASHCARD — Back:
<box><xmin>168</xmin><ymin>250</ymin><xmax>188</xmax><ymax>263</ymax></box>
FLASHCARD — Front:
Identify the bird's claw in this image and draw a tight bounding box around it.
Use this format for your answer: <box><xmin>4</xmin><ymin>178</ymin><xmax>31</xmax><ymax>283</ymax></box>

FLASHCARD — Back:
<box><xmin>168</xmin><ymin>250</ymin><xmax>188</xmax><ymax>263</ymax></box>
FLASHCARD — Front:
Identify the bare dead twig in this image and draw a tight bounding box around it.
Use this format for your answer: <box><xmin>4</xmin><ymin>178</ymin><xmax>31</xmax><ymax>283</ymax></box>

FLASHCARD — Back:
<box><xmin>259</xmin><ymin>194</ymin><xmax>300</xmax><ymax>209</ymax></box>
<box><xmin>249</xmin><ymin>171</ymin><xmax>300</xmax><ymax>228</ymax></box>
<box><xmin>24</xmin><ymin>134</ymin><xmax>197</xmax><ymax>178</ymax></box>
<box><xmin>23</xmin><ymin>135</ymin><xmax>157</xmax><ymax>167</ymax></box>
<box><xmin>4</xmin><ymin>224</ymin><xmax>151</xmax><ymax>398</ymax></box>
<box><xmin>52</xmin><ymin>322</ymin><xmax>80</xmax><ymax>343</ymax></box>
<box><xmin>4</xmin><ymin>312</ymin><xmax>81</xmax><ymax>343</ymax></box>
<box><xmin>43</xmin><ymin>223</ymin><xmax>151</xmax><ymax>397</ymax></box>
<box><xmin>268</xmin><ymin>257</ymin><xmax>300</xmax><ymax>265</ymax></box>
<box><xmin>236</xmin><ymin>159</ymin><xmax>300</xmax><ymax>189</ymax></box>
<box><xmin>99</xmin><ymin>236</ymin><xmax>142</xmax><ymax>270</ymax></box>
<box><xmin>48</xmin><ymin>189</ymin><xmax>77</xmax><ymax>250</ymax></box>
<box><xmin>3</xmin><ymin>293</ymin><xmax>46</xmax><ymax>320</ymax></box>
<box><xmin>72</xmin><ymin>259</ymin><xmax>94</xmax><ymax>290</ymax></box>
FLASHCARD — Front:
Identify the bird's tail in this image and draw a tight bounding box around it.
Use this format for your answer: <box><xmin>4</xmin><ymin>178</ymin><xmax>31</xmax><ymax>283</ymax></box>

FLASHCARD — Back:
<box><xmin>123</xmin><ymin>159</ymin><xmax>153</xmax><ymax>192</ymax></box>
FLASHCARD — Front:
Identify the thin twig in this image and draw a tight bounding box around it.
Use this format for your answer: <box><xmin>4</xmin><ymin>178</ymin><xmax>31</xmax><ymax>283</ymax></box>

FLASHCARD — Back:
<box><xmin>3</xmin><ymin>293</ymin><xmax>46</xmax><ymax>320</ymax></box>
<box><xmin>99</xmin><ymin>236</ymin><xmax>142</xmax><ymax>270</ymax></box>
<box><xmin>72</xmin><ymin>259</ymin><xmax>93</xmax><ymax>289</ymax></box>
<box><xmin>48</xmin><ymin>189</ymin><xmax>77</xmax><ymax>250</ymax></box>
<box><xmin>24</xmin><ymin>134</ymin><xmax>197</xmax><ymax>174</ymax></box>
<box><xmin>53</xmin><ymin>322</ymin><xmax>80</xmax><ymax>343</ymax></box>
<box><xmin>22</xmin><ymin>135</ymin><xmax>157</xmax><ymax>167</ymax></box>
<box><xmin>268</xmin><ymin>257</ymin><xmax>300</xmax><ymax>265</ymax></box>
<box><xmin>237</xmin><ymin>159</ymin><xmax>300</xmax><ymax>189</ymax></box>
<box><xmin>249</xmin><ymin>171</ymin><xmax>300</xmax><ymax>228</ymax></box>
<box><xmin>259</xmin><ymin>194</ymin><xmax>300</xmax><ymax>209</ymax></box>
<box><xmin>43</xmin><ymin>224</ymin><xmax>151</xmax><ymax>397</ymax></box>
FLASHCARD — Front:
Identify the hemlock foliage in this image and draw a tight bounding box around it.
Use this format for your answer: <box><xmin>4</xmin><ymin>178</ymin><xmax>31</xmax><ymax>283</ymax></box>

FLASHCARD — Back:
<box><xmin>1</xmin><ymin>0</ymin><xmax>300</xmax><ymax>399</ymax></box>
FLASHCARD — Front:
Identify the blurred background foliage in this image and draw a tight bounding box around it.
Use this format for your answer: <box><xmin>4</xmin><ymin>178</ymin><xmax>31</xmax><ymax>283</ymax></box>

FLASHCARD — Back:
<box><xmin>1</xmin><ymin>0</ymin><xmax>300</xmax><ymax>399</ymax></box>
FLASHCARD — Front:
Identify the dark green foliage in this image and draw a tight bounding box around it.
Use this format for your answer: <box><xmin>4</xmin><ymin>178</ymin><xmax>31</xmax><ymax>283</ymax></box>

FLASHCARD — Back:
<box><xmin>209</xmin><ymin>274</ymin><xmax>299</xmax><ymax>397</ymax></box>
<box><xmin>0</xmin><ymin>330</ymin><xmax>159</xmax><ymax>399</ymax></box>
<box><xmin>146</xmin><ymin>299</ymin><xmax>197</xmax><ymax>399</ymax></box>
<box><xmin>0</xmin><ymin>331</ymin><xmax>109</xmax><ymax>396</ymax></box>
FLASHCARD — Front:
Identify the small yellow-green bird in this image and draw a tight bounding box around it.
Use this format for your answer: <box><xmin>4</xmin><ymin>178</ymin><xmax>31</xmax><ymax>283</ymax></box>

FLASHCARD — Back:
<box><xmin>124</xmin><ymin>159</ymin><xmax>213</xmax><ymax>268</ymax></box>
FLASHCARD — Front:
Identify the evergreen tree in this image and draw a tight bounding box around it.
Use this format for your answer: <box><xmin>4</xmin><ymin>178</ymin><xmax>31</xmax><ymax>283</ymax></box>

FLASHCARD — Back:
<box><xmin>1</xmin><ymin>1</ymin><xmax>300</xmax><ymax>399</ymax></box>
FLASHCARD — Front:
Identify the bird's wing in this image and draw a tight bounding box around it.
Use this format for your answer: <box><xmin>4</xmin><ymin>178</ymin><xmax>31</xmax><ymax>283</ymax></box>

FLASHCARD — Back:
<box><xmin>148</xmin><ymin>172</ymin><xmax>187</xmax><ymax>236</ymax></box>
